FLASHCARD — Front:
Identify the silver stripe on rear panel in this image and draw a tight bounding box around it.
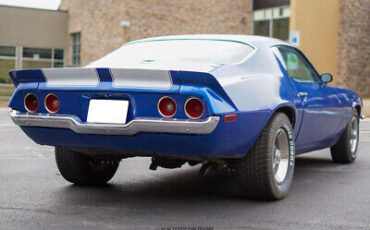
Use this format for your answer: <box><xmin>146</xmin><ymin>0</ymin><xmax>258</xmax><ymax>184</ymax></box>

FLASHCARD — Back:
<box><xmin>110</xmin><ymin>68</ymin><xmax>172</xmax><ymax>89</ymax></box>
<box><xmin>42</xmin><ymin>68</ymin><xmax>99</xmax><ymax>87</ymax></box>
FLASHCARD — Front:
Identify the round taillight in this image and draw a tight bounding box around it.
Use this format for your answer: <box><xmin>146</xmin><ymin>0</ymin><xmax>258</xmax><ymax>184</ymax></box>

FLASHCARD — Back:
<box><xmin>158</xmin><ymin>96</ymin><xmax>177</xmax><ymax>117</ymax></box>
<box><xmin>24</xmin><ymin>93</ymin><xmax>38</xmax><ymax>112</ymax></box>
<box><xmin>45</xmin><ymin>94</ymin><xmax>60</xmax><ymax>113</ymax></box>
<box><xmin>185</xmin><ymin>97</ymin><xmax>204</xmax><ymax>119</ymax></box>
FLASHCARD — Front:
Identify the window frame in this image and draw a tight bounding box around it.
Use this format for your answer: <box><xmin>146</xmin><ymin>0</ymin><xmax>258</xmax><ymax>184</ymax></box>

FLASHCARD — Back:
<box><xmin>272</xmin><ymin>45</ymin><xmax>322</xmax><ymax>84</ymax></box>
<box><xmin>253</xmin><ymin>5</ymin><xmax>290</xmax><ymax>40</ymax></box>
<box><xmin>0</xmin><ymin>45</ymin><xmax>16</xmax><ymax>58</ymax></box>
<box><xmin>71</xmin><ymin>32</ymin><xmax>81</xmax><ymax>66</ymax></box>
<box><xmin>21</xmin><ymin>46</ymin><xmax>65</xmax><ymax>68</ymax></box>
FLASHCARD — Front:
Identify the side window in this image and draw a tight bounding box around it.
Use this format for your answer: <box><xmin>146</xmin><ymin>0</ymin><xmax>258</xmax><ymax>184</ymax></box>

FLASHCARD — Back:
<box><xmin>276</xmin><ymin>46</ymin><xmax>320</xmax><ymax>83</ymax></box>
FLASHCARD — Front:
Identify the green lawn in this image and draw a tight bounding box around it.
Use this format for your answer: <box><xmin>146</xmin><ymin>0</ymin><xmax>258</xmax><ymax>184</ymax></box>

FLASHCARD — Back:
<box><xmin>0</xmin><ymin>59</ymin><xmax>15</xmax><ymax>83</ymax></box>
<box><xmin>0</xmin><ymin>85</ymin><xmax>13</xmax><ymax>107</ymax></box>
<box><xmin>0</xmin><ymin>85</ymin><xmax>14</xmax><ymax>97</ymax></box>
<box><xmin>22</xmin><ymin>60</ymin><xmax>52</xmax><ymax>69</ymax></box>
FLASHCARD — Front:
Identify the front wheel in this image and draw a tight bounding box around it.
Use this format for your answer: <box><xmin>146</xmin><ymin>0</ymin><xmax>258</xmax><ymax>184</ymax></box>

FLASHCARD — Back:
<box><xmin>330</xmin><ymin>111</ymin><xmax>359</xmax><ymax>163</ymax></box>
<box><xmin>55</xmin><ymin>147</ymin><xmax>120</xmax><ymax>186</ymax></box>
<box><xmin>235</xmin><ymin>113</ymin><xmax>295</xmax><ymax>200</ymax></box>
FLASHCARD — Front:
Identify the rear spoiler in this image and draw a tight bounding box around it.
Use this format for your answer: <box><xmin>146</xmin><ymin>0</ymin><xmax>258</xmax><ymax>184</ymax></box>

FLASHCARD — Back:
<box><xmin>9</xmin><ymin>67</ymin><xmax>237</xmax><ymax>111</ymax></box>
<box><xmin>9</xmin><ymin>68</ymin><xmax>173</xmax><ymax>89</ymax></box>
<box><xmin>9</xmin><ymin>69</ymin><xmax>45</xmax><ymax>87</ymax></box>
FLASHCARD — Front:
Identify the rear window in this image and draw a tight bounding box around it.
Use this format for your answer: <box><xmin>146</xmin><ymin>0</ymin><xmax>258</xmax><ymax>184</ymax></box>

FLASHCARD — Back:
<box><xmin>88</xmin><ymin>39</ymin><xmax>255</xmax><ymax>67</ymax></box>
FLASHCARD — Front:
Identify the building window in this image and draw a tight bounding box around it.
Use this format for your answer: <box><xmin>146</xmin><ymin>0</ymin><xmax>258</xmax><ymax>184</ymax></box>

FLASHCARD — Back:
<box><xmin>22</xmin><ymin>47</ymin><xmax>64</xmax><ymax>69</ymax></box>
<box><xmin>253</xmin><ymin>6</ymin><xmax>290</xmax><ymax>41</ymax></box>
<box><xmin>0</xmin><ymin>46</ymin><xmax>16</xmax><ymax>83</ymax></box>
<box><xmin>54</xmin><ymin>49</ymin><xmax>65</xmax><ymax>67</ymax></box>
<box><xmin>0</xmin><ymin>46</ymin><xmax>64</xmax><ymax>83</ymax></box>
<box><xmin>71</xmin><ymin>33</ymin><xmax>81</xmax><ymax>66</ymax></box>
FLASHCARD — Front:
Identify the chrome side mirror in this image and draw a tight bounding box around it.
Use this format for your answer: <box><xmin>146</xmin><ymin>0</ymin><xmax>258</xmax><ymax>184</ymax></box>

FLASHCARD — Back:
<box><xmin>320</xmin><ymin>73</ymin><xmax>333</xmax><ymax>83</ymax></box>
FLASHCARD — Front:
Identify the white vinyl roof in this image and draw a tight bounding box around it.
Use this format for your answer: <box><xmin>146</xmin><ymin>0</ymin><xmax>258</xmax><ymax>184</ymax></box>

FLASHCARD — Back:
<box><xmin>126</xmin><ymin>34</ymin><xmax>292</xmax><ymax>48</ymax></box>
<box><xmin>87</xmin><ymin>34</ymin><xmax>292</xmax><ymax>72</ymax></box>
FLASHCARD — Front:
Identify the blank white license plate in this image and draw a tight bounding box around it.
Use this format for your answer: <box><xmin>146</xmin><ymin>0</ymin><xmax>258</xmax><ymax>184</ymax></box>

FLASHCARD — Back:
<box><xmin>87</xmin><ymin>99</ymin><xmax>129</xmax><ymax>124</ymax></box>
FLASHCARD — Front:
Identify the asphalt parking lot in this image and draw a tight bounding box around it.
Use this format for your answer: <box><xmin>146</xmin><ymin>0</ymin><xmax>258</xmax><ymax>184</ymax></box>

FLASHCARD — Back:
<box><xmin>0</xmin><ymin>107</ymin><xmax>370</xmax><ymax>230</ymax></box>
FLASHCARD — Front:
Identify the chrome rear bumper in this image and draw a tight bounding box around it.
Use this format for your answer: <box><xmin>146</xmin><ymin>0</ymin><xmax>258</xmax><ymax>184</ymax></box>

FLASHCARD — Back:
<box><xmin>9</xmin><ymin>109</ymin><xmax>220</xmax><ymax>136</ymax></box>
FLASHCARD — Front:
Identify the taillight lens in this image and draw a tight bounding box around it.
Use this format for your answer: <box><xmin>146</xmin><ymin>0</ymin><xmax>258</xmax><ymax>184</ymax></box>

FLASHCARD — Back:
<box><xmin>158</xmin><ymin>96</ymin><xmax>177</xmax><ymax>117</ymax></box>
<box><xmin>24</xmin><ymin>93</ymin><xmax>38</xmax><ymax>112</ymax></box>
<box><xmin>185</xmin><ymin>97</ymin><xmax>204</xmax><ymax>119</ymax></box>
<box><xmin>45</xmin><ymin>94</ymin><xmax>60</xmax><ymax>113</ymax></box>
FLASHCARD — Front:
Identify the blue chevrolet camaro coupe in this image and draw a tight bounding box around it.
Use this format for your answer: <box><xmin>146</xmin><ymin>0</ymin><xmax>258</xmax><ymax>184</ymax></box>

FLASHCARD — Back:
<box><xmin>8</xmin><ymin>35</ymin><xmax>364</xmax><ymax>200</ymax></box>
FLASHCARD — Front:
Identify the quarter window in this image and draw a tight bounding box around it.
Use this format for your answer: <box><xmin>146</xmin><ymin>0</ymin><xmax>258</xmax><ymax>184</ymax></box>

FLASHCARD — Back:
<box><xmin>276</xmin><ymin>46</ymin><xmax>320</xmax><ymax>83</ymax></box>
<box><xmin>71</xmin><ymin>33</ymin><xmax>81</xmax><ymax>66</ymax></box>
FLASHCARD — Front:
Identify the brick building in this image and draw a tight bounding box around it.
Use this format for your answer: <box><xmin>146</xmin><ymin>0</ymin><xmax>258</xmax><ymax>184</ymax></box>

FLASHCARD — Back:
<box><xmin>336</xmin><ymin>0</ymin><xmax>369</xmax><ymax>98</ymax></box>
<box><xmin>59</xmin><ymin>0</ymin><xmax>253</xmax><ymax>67</ymax></box>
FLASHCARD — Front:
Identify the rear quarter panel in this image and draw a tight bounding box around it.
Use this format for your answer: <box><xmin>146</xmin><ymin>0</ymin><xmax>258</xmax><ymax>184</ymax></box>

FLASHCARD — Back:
<box><xmin>211</xmin><ymin>46</ymin><xmax>303</xmax><ymax>141</ymax></box>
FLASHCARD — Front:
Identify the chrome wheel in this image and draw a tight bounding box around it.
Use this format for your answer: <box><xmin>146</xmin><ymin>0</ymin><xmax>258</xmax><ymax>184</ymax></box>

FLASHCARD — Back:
<box><xmin>349</xmin><ymin>116</ymin><xmax>359</xmax><ymax>156</ymax></box>
<box><xmin>272</xmin><ymin>128</ymin><xmax>290</xmax><ymax>183</ymax></box>
<box><xmin>236</xmin><ymin>113</ymin><xmax>294</xmax><ymax>199</ymax></box>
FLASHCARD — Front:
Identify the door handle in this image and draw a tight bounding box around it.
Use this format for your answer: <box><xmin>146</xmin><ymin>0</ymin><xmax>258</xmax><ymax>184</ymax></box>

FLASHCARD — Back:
<box><xmin>298</xmin><ymin>92</ymin><xmax>308</xmax><ymax>98</ymax></box>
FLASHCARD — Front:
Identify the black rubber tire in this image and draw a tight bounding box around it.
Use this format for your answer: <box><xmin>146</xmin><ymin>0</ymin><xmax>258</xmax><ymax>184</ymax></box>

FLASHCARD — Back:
<box><xmin>235</xmin><ymin>113</ymin><xmax>295</xmax><ymax>200</ymax></box>
<box><xmin>330</xmin><ymin>111</ymin><xmax>359</xmax><ymax>163</ymax></box>
<box><xmin>55</xmin><ymin>147</ymin><xmax>120</xmax><ymax>186</ymax></box>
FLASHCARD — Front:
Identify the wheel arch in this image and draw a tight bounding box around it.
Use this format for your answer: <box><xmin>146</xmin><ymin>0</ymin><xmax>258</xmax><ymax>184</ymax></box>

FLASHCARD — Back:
<box><xmin>271</xmin><ymin>104</ymin><xmax>296</xmax><ymax>128</ymax></box>
<box><xmin>350</xmin><ymin>94</ymin><xmax>362</xmax><ymax>118</ymax></box>
<box><xmin>354</xmin><ymin>104</ymin><xmax>361</xmax><ymax>117</ymax></box>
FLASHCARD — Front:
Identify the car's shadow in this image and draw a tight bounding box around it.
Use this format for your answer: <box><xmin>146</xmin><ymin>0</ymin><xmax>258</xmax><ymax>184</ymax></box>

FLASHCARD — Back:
<box><xmin>54</xmin><ymin>155</ymin><xmax>339</xmax><ymax>208</ymax></box>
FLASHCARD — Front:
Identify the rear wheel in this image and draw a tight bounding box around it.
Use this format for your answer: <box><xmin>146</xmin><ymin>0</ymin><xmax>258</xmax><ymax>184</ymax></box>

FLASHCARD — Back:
<box><xmin>330</xmin><ymin>111</ymin><xmax>359</xmax><ymax>163</ymax></box>
<box><xmin>55</xmin><ymin>147</ymin><xmax>120</xmax><ymax>186</ymax></box>
<box><xmin>235</xmin><ymin>113</ymin><xmax>295</xmax><ymax>200</ymax></box>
